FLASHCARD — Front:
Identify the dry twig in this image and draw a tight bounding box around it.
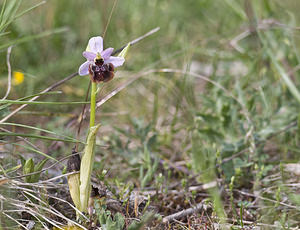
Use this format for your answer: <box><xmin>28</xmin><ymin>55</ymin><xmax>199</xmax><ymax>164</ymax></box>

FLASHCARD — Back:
<box><xmin>162</xmin><ymin>202</ymin><xmax>208</xmax><ymax>223</ymax></box>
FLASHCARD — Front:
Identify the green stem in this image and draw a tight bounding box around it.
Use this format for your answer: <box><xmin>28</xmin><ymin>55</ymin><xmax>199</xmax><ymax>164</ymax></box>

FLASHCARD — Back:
<box><xmin>90</xmin><ymin>82</ymin><xmax>97</xmax><ymax>128</ymax></box>
<box><xmin>78</xmin><ymin>81</ymin><xmax>100</xmax><ymax>212</ymax></box>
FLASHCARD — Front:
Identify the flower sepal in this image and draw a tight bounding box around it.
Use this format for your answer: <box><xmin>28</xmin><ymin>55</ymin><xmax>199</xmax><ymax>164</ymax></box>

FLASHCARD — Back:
<box><xmin>118</xmin><ymin>43</ymin><xmax>130</xmax><ymax>59</ymax></box>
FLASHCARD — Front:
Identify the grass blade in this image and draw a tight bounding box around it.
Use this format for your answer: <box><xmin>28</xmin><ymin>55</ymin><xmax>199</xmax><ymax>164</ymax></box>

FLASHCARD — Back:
<box><xmin>0</xmin><ymin>27</ymin><xmax>68</xmax><ymax>50</ymax></box>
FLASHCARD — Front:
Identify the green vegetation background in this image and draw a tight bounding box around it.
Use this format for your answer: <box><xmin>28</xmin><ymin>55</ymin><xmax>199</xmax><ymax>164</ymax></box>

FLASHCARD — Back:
<box><xmin>1</xmin><ymin>0</ymin><xmax>300</xmax><ymax>228</ymax></box>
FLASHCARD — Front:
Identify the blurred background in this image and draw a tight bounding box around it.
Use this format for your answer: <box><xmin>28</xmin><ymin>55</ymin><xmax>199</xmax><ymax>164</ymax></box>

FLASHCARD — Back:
<box><xmin>1</xmin><ymin>0</ymin><xmax>300</xmax><ymax>228</ymax></box>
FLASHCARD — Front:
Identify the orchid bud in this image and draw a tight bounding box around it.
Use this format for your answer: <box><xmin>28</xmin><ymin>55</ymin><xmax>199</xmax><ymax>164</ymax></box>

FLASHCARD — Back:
<box><xmin>118</xmin><ymin>43</ymin><xmax>130</xmax><ymax>59</ymax></box>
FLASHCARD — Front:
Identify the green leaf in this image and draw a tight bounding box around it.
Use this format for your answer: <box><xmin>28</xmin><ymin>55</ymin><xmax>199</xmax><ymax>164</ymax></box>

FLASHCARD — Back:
<box><xmin>68</xmin><ymin>172</ymin><xmax>81</xmax><ymax>212</ymax></box>
<box><xmin>0</xmin><ymin>91</ymin><xmax>62</xmax><ymax>111</ymax></box>
<box><xmin>223</xmin><ymin>0</ymin><xmax>246</xmax><ymax>20</ymax></box>
<box><xmin>297</xmin><ymin>113</ymin><xmax>300</xmax><ymax>136</ymax></box>
<box><xmin>0</xmin><ymin>164</ymin><xmax>21</xmax><ymax>175</ymax></box>
<box><xmin>257</xmin><ymin>31</ymin><xmax>300</xmax><ymax>104</ymax></box>
<box><xmin>0</xmin><ymin>27</ymin><xmax>68</xmax><ymax>50</ymax></box>
<box><xmin>128</xmin><ymin>212</ymin><xmax>154</xmax><ymax>230</ymax></box>
<box><xmin>99</xmin><ymin>209</ymin><xmax>107</xmax><ymax>226</ymax></box>
<box><xmin>23</xmin><ymin>158</ymin><xmax>34</xmax><ymax>183</ymax></box>
<box><xmin>1</xmin><ymin>122</ymin><xmax>82</xmax><ymax>144</ymax></box>
<box><xmin>79</xmin><ymin>124</ymin><xmax>100</xmax><ymax>212</ymax></box>
<box><xmin>0</xmin><ymin>132</ymin><xmax>82</xmax><ymax>143</ymax></box>
<box><xmin>114</xmin><ymin>213</ymin><xmax>125</xmax><ymax>229</ymax></box>
<box><xmin>12</xmin><ymin>142</ymin><xmax>57</xmax><ymax>162</ymax></box>
<box><xmin>30</xmin><ymin>158</ymin><xmax>48</xmax><ymax>182</ymax></box>
<box><xmin>0</xmin><ymin>100</ymin><xmax>88</xmax><ymax>105</ymax></box>
<box><xmin>141</xmin><ymin>145</ymin><xmax>158</xmax><ymax>188</ymax></box>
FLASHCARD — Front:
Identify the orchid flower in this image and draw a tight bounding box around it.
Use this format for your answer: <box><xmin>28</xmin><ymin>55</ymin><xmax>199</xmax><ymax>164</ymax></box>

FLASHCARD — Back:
<box><xmin>78</xmin><ymin>36</ymin><xmax>125</xmax><ymax>78</ymax></box>
<box><xmin>68</xmin><ymin>36</ymin><xmax>129</xmax><ymax>213</ymax></box>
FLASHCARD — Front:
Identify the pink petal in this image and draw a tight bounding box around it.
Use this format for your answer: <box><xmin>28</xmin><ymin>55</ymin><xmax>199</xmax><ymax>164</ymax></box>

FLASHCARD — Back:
<box><xmin>83</xmin><ymin>51</ymin><xmax>96</xmax><ymax>61</ymax></box>
<box><xmin>78</xmin><ymin>61</ymin><xmax>91</xmax><ymax>76</ymax></box>
<box><xmin>101</xmin><ymin>47</ymin><xmax>114</xmax><ymax>60</ymax></box>
<box><xmin>88</xmin><ymin>36</ymin><xmax>103</xmax><ymax>53</ymax></box>
<box><xmin>105</xmin><ymin>56</ymin><xmax>125</xmax><ymax>67</ymax></box>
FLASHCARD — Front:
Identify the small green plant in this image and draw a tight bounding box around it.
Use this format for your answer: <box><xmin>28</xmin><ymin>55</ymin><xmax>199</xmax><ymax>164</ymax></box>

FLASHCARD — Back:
<box><xmin>95</xmin><ymin>200</ymin><xmax>154</xmax><ymax>230</ymax></box>
<box><xmin>140</xmin><ymin>145</ymin><xmax>159</xmax><ymax>188</ymax></box>
<box><xmin>127</xmin><ymin>212</ymin><xmax>155</xmax><ymax>230</ymax></box>
<box><xmin>229</xmin><ymin>176</ymin><xmax>238</xmax><ymax>219</ymax></box>
<box><xmin>22</xmin><ymin>157</ymin><xmax>48</xmax><ymax>183</ymax></box>
<box><xmin>98</xmin><ymin>209</ymin><xmax>125</xmax><ymax>230</ymax></box>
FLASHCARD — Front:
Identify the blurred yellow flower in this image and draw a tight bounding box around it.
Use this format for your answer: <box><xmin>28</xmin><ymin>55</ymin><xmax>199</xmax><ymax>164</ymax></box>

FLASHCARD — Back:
<box><xmin>13</xmin><ymin>71</ymin><xmax>24</xmax><ymax>85</ymax></box>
